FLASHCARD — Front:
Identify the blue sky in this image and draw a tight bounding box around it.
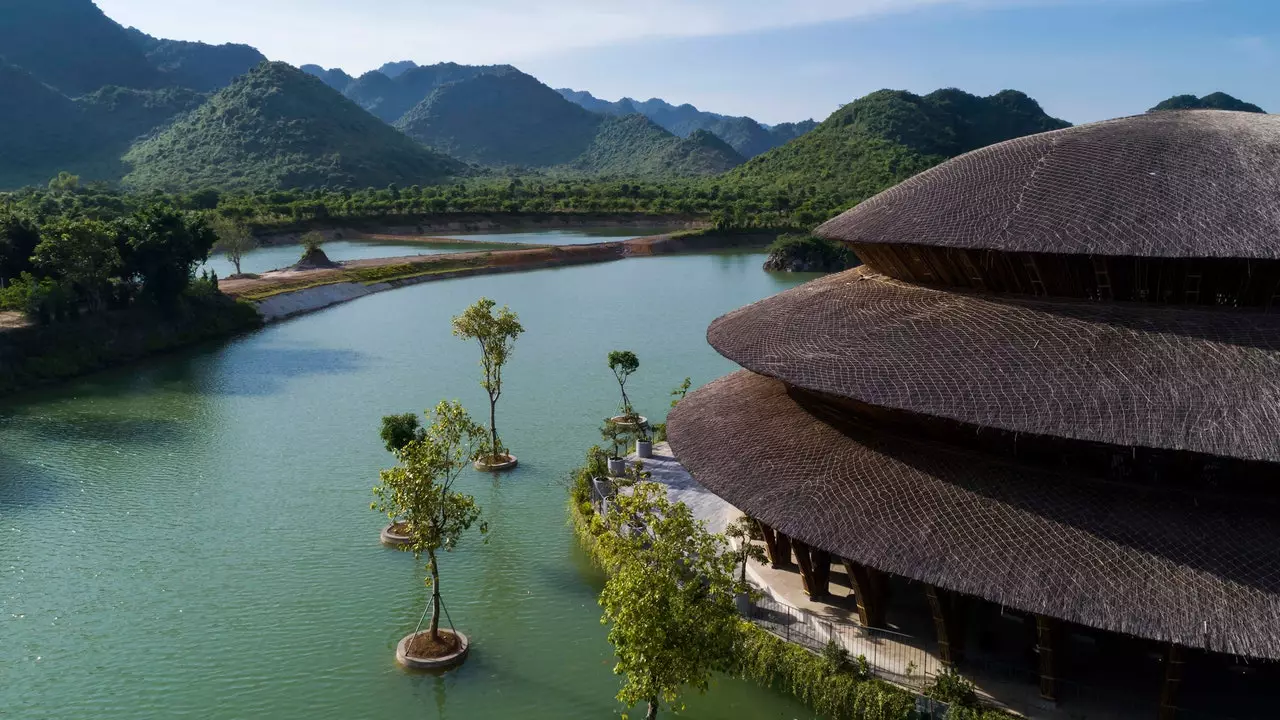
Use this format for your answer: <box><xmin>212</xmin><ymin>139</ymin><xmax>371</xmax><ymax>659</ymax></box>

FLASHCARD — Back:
<box><xmin>95</xmin><ymin>0</ymin><xmax>1277</xmax><ymax>125</ymax></box>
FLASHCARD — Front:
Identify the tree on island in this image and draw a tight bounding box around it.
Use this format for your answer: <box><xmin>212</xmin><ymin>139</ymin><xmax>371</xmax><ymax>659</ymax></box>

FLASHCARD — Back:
<box><xmin>372</xmin><ymin>400</ymin><xmax>488</xmax><ymax>645</ymax></box>
<box><xmin>452</xmin><ymin>298</ymin><xmax>524</xmax><ymax>465</ymax></box>
<box><xmin>597</xmin><ymin>482</ymin><xmax>740</xmax><ymax>720</ymax></box>
<box><xmin>32</xmin><ymin>218</ymin><xmax>120</xmax><ymax>313</ymax></box>
<box><xmin>209</xmin><ymin>215</ymin><xmax>257</xmax><ymax>276</ymax></box>
<box><xmin>607</xmin><ymin>350</ymin><xmax>640</xmax><ymax>421</ymax></box>
<box><xmin>379</xmin><ymin>412</ymin><xmax>424</xmax><ymax>454</ymax></box>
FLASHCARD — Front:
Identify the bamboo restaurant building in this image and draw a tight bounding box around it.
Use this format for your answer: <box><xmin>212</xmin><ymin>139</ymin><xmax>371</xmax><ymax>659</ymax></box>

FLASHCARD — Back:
<box><xmin>668</xmin><ymin>110</ymin><xmax>1280</xmax><ymax>718</ymax></box>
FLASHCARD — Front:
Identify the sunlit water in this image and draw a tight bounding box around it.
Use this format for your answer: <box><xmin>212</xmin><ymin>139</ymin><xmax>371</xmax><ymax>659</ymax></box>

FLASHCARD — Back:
<box><xmin>202</xmin><ymin>228</ymin><xmax>678</xmax><ymax>278</ymax></box>
<box><xmin>1</xmin><ymin>246</ymin><xmax>821</xmax><ymax>719</ymax></box>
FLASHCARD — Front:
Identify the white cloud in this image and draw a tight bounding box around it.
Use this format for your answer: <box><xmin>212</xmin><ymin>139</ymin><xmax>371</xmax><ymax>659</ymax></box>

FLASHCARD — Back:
<box><xmin>95</xmin><ymin>0</ymin><xmax>1062</xmax><ymax>72</ymax></box>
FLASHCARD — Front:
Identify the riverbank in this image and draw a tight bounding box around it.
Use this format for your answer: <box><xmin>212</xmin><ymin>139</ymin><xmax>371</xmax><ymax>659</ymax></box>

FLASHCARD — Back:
<box><xmin>0</xmin><ymin>293</ymin><xmax>261</xmax><ymax>397</ymax></box>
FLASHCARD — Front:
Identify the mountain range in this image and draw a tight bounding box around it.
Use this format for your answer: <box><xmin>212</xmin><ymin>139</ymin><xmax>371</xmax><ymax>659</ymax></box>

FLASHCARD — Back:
<box><xmin>0</xmin><ymin>0</ymin><xmax>1266</xmax><ymax>194</ymax></box>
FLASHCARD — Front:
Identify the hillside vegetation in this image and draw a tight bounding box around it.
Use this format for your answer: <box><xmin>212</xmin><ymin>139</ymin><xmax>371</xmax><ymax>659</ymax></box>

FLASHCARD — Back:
<box><xmin>397</xmin><ymin>71</ymin><xmax>603</xmax><ymax>167</ymax></box>
<box><xmin>724</xmin><ymin>88</ymin><xmax>1071</xmax><ymax>223</ymax></box>
<box><xmin>0</xmin><ymin>0</ymin><xmax>160</xmax><ymax>95</ymax></box>
<box><xmin>571</xmin><ymin>117</ymin><xmax>744</xmax><ymax>176</ymax></box>
<box><xmin>1149</xmin><ymin>92</ymin><xmax>1265</xmax><ymax>113</ymax></box>
<box><xmin>123</xmin><ymin>62</ymin><xmax>466</xmax><ymax>191</ymax></box>
<box><xmin>127</xmin><ymin>29</ymin><xmax>267</xmax><ymax>92</ymax></box>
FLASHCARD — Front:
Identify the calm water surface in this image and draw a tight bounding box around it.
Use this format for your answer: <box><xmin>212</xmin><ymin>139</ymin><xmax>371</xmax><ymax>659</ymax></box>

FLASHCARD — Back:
<box><xmin>1</xmin><ymin>248</ymin><xmax>821</xmax><ymax>719</ymax></box>
<box><xmin>202</xmin><ymin>228</ymin><xmax>677</xmax><ymax>277</ymax></box>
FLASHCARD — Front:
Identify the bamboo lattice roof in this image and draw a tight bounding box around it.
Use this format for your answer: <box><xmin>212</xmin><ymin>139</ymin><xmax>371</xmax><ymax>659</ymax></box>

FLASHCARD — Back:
<box><xmin>816</xmin><ymin>110</ymin><xmax>1280</xmax><ymax>259</ymax></box>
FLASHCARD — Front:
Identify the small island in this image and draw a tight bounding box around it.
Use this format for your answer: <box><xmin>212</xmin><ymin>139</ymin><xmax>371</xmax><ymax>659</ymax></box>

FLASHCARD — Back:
<box><xmin>761</xmin><ymin>233</ymin><xmax>856</xmax><ymax>273</ymax></box>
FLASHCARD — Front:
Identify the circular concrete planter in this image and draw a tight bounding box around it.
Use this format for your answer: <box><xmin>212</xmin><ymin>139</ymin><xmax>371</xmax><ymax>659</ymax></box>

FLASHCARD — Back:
<box><xmin>607</xmin><ymin>457</ymin><xmax>627</xmax><ymax>477</ymax></box>
<box><xmin>396</xmin><ymin>629</ymin><xmax>470</xmax><ymax>671</ymax></box>
<box><xmin>609</xmin><ymin>415</ymin><xmax>648</xmax><ymax>430</ymax></box>
<box><xmin>635</xmin><ymin>440</ymin><xmax>653</xmax><ymax>459</ymax></box>
<box><xmin>474</xmin><ymin>453</ymin><xmax>518</xmax><ymax>472</ymax></box>
<box><xmin>380</xmin><ymin>523</ymin><xmax>412</xmax><ymax>547</ymax></box>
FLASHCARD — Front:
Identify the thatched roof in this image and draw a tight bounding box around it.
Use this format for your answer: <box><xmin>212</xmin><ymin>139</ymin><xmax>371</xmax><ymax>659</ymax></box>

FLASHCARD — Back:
<box><xmin>708</xmin><ymin>266</ymin><xmax>1280</xmax><ymax>463</ymax></box>
<box><xmin>668</xmin><ymin>370</ymin><xmax>1280</xmax><ymax>660</ymax></box>
<box><xmin>816</xmin><ymin>110</ymin><xmax>1280</xmax><ymax>259</ymax></box>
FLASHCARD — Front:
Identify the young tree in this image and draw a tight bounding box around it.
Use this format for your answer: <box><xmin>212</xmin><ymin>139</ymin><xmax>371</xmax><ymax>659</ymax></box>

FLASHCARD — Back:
<box><xmin>372</xmin><ymin>401</ymin><xmax>487</xmax><ymax>642</ymax></box>
<box><xmin>32</xmin><ymin>218</ymin><xmax>121</xmax><ymax>312</ymax></box>
<box><xmin>597</xmin><ymin>483</ymin><xmax>741</xmax><ymax>720</ymax></box>
<box><xmin>301</xmin><ymin>231</ymin><xmax>325</xmax><ymax>255</ymax></box>
<box><xmin>452</xmin><ymin>298</ymin><xmax>525</xmax><ymax>462</ymax></box>
<box><xmin>670</xmin><ymin>377</ymin><xmax>692</xmax><ymax>408</ymax></box>
<box><xmin>607</xmin><ymin>350</ymin><xmax>640</xmax><ymax>420</ymax></box>
<box><xmin>724</xmin><ymin>517</ymin><xmax>768</xmax><ymax>588</ymax></box>
<box><xmin>379</xmin><ymin>412</ymin><xmax>424</xmax><ymax>454</ymax></box>
<box><xmin>209</xmin><ymin>215</ymin><xmax>257</xmax><ymax>276</ymax></box>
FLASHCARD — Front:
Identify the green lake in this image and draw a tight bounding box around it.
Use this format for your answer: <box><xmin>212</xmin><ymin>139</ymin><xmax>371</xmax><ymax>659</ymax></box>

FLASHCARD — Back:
<box><xmin>1</xmin><ymin>247</ymin><xmax>821</xmax><ymax>719</ymax></box>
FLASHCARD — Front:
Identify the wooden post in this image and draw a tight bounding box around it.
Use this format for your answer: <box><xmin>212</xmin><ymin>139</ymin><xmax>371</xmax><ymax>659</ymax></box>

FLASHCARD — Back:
<box><xmin>811</xmin><ymin>549</ymin><xmax>832</xmax><ymax>598</ymax></box>
<box><xmin>774</xmin><ymin>531</ymin><xmax>794</xmax><ymax>569</ymax></box>
<box><xmin>1036</xmin><ymin>615</ymin><xmax>1060</xmax><ymax>702</ymax></box>
<box><xmin>842</xmin><ymin>558</ymin><xmax>886</xmax><ymax>627</ymax></box>
<box><xmin>791</xmin><ymin>538</ymin><xmax>817</xmax><ymax>596</ymax></box>
<box><xmin>926</xmin><ymin>585</ymin><xmax>965</xmax><ymax>666</ymax></box>
<box><xmin>755</xmin><ymin>520</ymin><xmax>781</xmax><ymax>567</ymax></box>
<box><xmin>1158</xmin><ymin>644</ymin><xmax>1185</xmax><ymax>720</ymax></box>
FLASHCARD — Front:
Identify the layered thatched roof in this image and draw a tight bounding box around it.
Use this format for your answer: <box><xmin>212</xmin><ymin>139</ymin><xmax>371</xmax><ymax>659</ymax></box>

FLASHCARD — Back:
<box><xmin>668</xmin><ymin>370</ymin><xmax>1280</xmax><ymax>659</ymax></box>
<box><xmin>708</xmin><ymin>266</ymin><xmax>1280</xmax><ymax>463</ymax></box>
<box><xmin>816</xmin><ymin>110</ymin><xmax>1280</xmax><ymax>259</ymax></box>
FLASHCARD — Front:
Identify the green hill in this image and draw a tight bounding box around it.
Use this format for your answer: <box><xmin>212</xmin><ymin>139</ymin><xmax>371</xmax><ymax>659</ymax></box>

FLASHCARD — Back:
<box><xmin>347</xmin><ymin>63</ymin><xmax>516</xmax><ymax>124</ymax></box>
<box><xmin>1150</xmin><ymin>92</ymin><xmax>1265</xmax><ymax>113</ymax></box>
<box><xmin>396</xmin><ymin>70</ymin><xmax>603</xmax><ymax>167</ymax></box>
<box><xmin>127</xmin><ymin>29</ymin><xmax>266</xmax><ymax>92</ymax></box>
<box><xmin>726</xmin><ymin>88</ymin><xmax>1069</xmax><ymax>214</ymax></box>
<box><xmin>0</xmin><ymin>0</ymin><xmax>160</xmax><ymax>95</ymax></box>
<box><xmin>122</xmin><ymin>62</ymin><xmax>466</xmax><ymax>191</ymax></box>
<box><xmin>301</xmin><ymin>65</ymin><xmax>355</xmax><ymax>92</ymax></box>
<box><xmin>0</xmin><ymin>62</ymin><xmax>99</xmax><ymax>187</ymax></box>
<box><xmin>571</xmin><ymin>117</ymin><xmax>744</xmax><ymax>176</ymax></box>
<box><xmin>79</xmin><ymin>86</ymin><xmax>207</xmax><ymax>147</ymax></box>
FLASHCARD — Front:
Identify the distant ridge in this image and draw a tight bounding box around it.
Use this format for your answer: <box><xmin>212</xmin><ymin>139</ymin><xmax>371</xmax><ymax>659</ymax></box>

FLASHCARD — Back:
<box><xmin>127</xmin><ymin>28</ymin><xmax>266</xmax><ymax>92</ymax></box>
<box><xmin>557</xmin><ymin>88</ymin><xmax>816</xmax><ymax>158</ymax></box>
<box><xmin>345</xmin><ymin>62</ymin><xmax>515</xmax><ymax>124</ymax></box>
<box><xmin>300</xmin><ymin>64</ymin><xmax>355</xmax><ymax>93</ymax></box>
<box><xmin>123</xmin><ymin>62</ymin><xmax>467</xmax><ymax>191</ymax></box>
<box><xmin>1150</xmin><ymin>92</ymin><xmax>1265</xmax><ymax>114</ymax></box>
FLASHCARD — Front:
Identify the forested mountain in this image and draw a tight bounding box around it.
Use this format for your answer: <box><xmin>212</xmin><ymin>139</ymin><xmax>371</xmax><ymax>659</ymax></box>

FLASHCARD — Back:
<box><xmin>378</xmin><ymin>61</ymin><xmax>419</xmax><ymax>78</ymax></box>
<box><xmin>127</xmin><ymin>29</ymin><xmax>267</xmax><ymax>92</ymax></box>
<box><xmin>123</xmin><ymin>62</ymin><xmax>466</xmax><ymax>191</ymax></box>
<box><xmin>1</xmin><ymin>0</ymin><xmax>161</xmax><ymax>95</ymax></box>
<box><xmin>300</xmin><ymin>65</ymin><xmax>355</xmax><ymax>92</ymax></box>
<box><xmin>80</xmin><ymin>86</ymin><xmax>207</xmax><ymax>147</ymax></box>
<box><xmin>557</xmin><ymin>88</ymin><xmax>816</xmax><ymax>158</ymax></box>
<box><xmin>396</xmin><ymin>71</ymin><xmax>602</xmax><ymax>167</ymax></box>
<box><xmin>0</xmin><ymin>62</ymin><xmax>100</xmax><ymax>187</ymax></box>
<box><xmin>1150</xmin><ymin>92</ymin><xmax>1265</xmax><ymax>113</ymax></box>
<box><xmin>344</xmin><ymin>63</ymin><xmax>516</xmax><ymax>123</ymax></box>
<box><xmin>725</xmin><ymin>88</ymin><xmax>1070</xmax><ymax>221</ymax></box>
<box><xmin>571</xmin><ymin>117</ymin><xmax>744</xmax><ymax>176</ymax></box>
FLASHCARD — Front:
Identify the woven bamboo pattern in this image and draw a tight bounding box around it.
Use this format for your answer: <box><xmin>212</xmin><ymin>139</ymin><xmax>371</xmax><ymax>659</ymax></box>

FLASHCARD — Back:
<box><xmin>668</xmin><ymin>371</ymin><xmax>1280</xmax><ymax>660</ymax></box>
<box><xmin>815</xmin><ymin>110</ymin><xmax>1280</xmax><ymax>259</ymax></box>
<box><xmin>708</xmin><ymin>266</ymin><xmax>1280</xmax><ymax>463</ymax></box>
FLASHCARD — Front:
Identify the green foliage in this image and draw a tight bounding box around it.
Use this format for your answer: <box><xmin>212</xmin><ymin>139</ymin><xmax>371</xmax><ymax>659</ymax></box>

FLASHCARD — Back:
<box><xmin>763</xmin><ymin>233</ymin><xmax>854</xmax><ymax>272</ymax></box>
<box><xmin>607</xmin><ymin>350</ymin><xmax>640</xmax><ymax>418</ymax></box>
<box><xmin>0</xmin><ymin>209</ymin><xmax>42</xmax><ymax>282</ymax></box>
<box><xmin>568</xmin><ymin>445</ymin><xmax>610</xmax><ymax>512</ymax></box>
<box><xmin>451</xmin><ymin>298</ymin><xmax>525</xmax><ymax>460</ymax></box>
<box><xmin>596</xmin><ymin>482</ymin><xmax>741</xmax><ymax>719</ymax></box>
<box><xmin>344</xmin><ymin>62</ymin><xmax>511</xmax><ymax>123</ymax></box>
<box><xmin>734</xmin><ymin>622</ymin><xmax>917</xmax><ymax>720</ymax></box>
<box><xmin>121</xmin><ymin>204</ymin><xmax>216</xmax><ymax>302</ymax></box>
<box><xmin>300</xmin><ymin>231</ymin><xmax>325</xmax><ymax>254</ymax></box>
<box><xmin>925</xmin><ymin>666</ymin><xmax>979</xmax><ymax>707</ymax></box>
<box><xmin>32</xmin><ymin>217</ymin><xmax>120</xmax><ymax>312</ymax></box>
<box><xmin>123</xmin><ymin>62</ymin><xmax>467</xmax><ymax>192</ymax></box>
<box><xmin>371</xmin><ymin>400</ymin><xmax>488</xmax><ymax>640</ymax></box>
<box><xmin>379</xmin><ymin>413</ymin><xmax>424</xmax><ymax>454</ymax></box>
<box><xmin>600</xmin><ymin>418</ymin><xmax>632</xmax><ymax>461</ymax></box>
<box><xmin>670</xmin><ymin>377</ymin><xmax>692</xmax><ymax>408</ymax></box>
<box><xmin>1150</xmin><ymin>92</ymin><xmax>1265</xmax><ymax>114</ymax></box>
